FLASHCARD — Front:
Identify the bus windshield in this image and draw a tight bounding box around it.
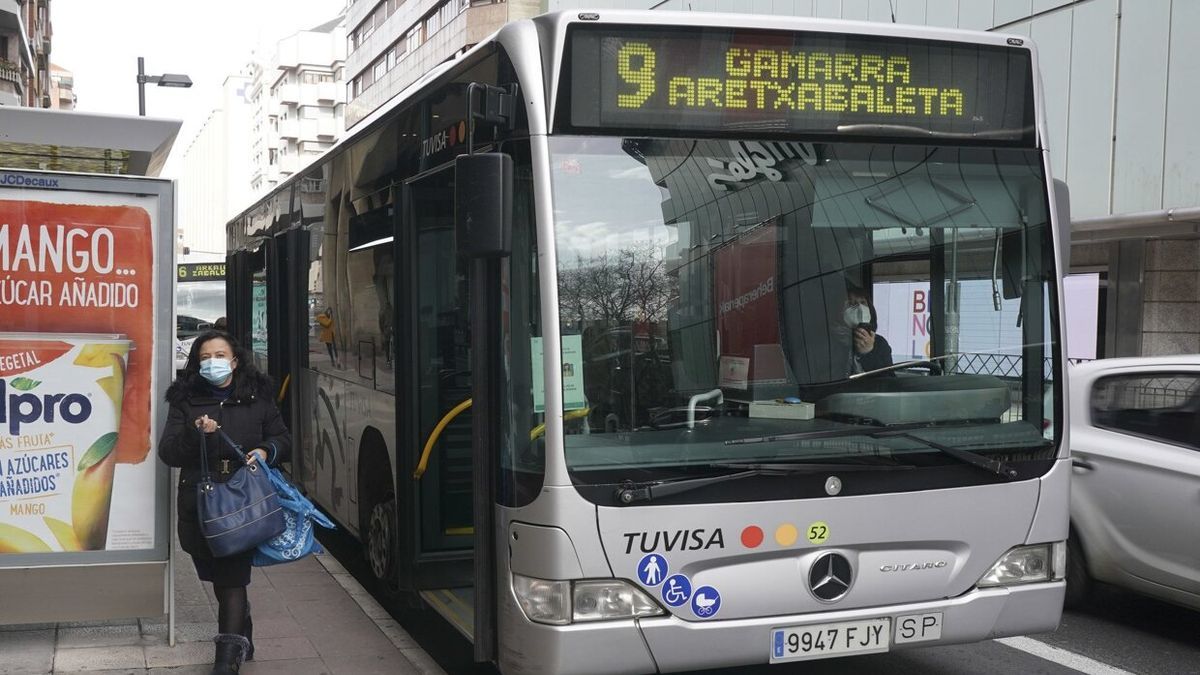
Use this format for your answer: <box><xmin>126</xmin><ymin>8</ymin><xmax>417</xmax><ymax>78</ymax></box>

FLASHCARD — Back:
<box><xmin>549</xmin><ymin>136</ymin><xmax>1058</xmax><ymax>503</ymax></box>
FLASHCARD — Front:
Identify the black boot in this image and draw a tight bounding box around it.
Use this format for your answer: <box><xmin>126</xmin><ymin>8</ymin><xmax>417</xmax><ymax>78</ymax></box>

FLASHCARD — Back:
<box><xmin>243</xmin><ymin>605</ymin><xmax>254</xmax><ymax>661</ymax></box>
<box><xmin>211</xmin><ymin>633</ymin><xmax>249</xmax><ymax>674</ymax></box>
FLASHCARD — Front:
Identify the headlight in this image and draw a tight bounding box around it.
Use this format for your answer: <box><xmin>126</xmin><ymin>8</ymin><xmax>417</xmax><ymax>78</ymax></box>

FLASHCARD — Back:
<box><xmin>512</xmin><ymin>574</ymin><xmax>664</xmax><ymax>625</ymax></box>
<box><xmin>977</xmin><ymin>542</ymin><xmax>1065</xmax><ymax>587</ymax></box>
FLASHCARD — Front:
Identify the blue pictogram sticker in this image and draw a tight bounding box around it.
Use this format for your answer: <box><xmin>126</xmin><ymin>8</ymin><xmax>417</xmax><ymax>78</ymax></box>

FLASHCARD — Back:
<box><xmin>691</xmin><ymin>586</ymin><xmax>721</xmax><ymax>618</ymax></box>
<box><xmin>636</xmin><ymin>553</ymin><xmax>668</xmax><ymax>586</ymax></box>
<box><xmin>661</xmin><ymin>574</ymin><xmax>692</xmax><ymax>607</ymax></box>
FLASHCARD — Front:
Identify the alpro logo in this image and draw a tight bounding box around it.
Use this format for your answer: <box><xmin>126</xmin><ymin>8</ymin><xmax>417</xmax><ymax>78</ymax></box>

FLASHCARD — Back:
<box><xmin>1</xmin><ymin>173</ymin><xmax>61</xmax><ymax>188</ymax></box>
<box><xmin>0</xmin><ymin>377</ymin><xmax>92</xmax><ymax>434</ymax></box>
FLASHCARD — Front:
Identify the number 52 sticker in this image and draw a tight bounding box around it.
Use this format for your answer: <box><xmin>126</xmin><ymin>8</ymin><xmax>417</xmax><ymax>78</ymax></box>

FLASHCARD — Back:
<box><xmin>807</xmin><ymin>521</ymin><xmax>830</xmax><ymax>544</ymax></box>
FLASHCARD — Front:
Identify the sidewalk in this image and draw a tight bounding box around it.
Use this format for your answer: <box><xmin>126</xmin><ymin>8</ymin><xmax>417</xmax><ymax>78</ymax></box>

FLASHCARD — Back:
<box><xmin>0</xmin><ymin>546</ymin><xmax>444</xmax><ymax>675</ymax></box>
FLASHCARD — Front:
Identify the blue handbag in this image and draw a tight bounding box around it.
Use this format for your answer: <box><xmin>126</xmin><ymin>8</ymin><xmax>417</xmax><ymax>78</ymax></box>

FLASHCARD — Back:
<box><xmin>196</xmin><ymin>430</ymin><xmax>287</xmax><ymax>558</ymax></box>
<box><xmin>253</xmin><ymin>463</ymin><xmax>335</xmax><ymax>566</ymax></box>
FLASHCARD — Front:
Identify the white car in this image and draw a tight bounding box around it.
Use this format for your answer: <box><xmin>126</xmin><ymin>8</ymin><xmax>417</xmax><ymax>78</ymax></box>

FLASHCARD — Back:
<box><xmin>1067</xmin><ymin>356</ymin><xmax>1200</xmax><ymax>610</ymax></box>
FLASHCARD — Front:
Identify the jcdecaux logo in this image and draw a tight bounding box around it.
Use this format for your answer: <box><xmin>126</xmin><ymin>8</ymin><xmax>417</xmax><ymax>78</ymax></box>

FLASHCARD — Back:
<box><xmin>1</xmin><ymin>173</ymin><xmax>60</xmax><ymax>188</ymax></box>
<box><xmin>0</xmin><ymin>377</ymin><xmax>92</xmax><ymax>435</ymax></box>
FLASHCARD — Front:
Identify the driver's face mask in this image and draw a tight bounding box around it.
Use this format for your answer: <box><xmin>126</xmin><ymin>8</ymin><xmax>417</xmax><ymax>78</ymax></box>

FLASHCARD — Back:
<box><xmin>843</xmin><ymin>303</ymin><xmax>871</xmax><ymax>328</ymax></box>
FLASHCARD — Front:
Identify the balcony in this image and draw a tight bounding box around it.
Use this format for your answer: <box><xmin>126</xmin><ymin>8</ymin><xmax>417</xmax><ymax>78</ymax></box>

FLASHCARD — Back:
<box><xmin>276</xmin><ymin>84</ymin><xmax>299</xmax><ymax>104</ymax></box>
<box><xmin>278</xmin><ymin>119</ymin><xmax>299</xmax><ymax>139</ymax></box>
<box><xmin>316</xmin><ymin>81</ymin><xmax>340</xmax><ymax>103</ymax></box>
<box><xmin>0</xmin><ymin>61</ymin><xmax>22</xmax><ymax>87</ymax></box>
<box><xmin>279</xmin><ymin>154</ymin><xmax>299</xmax><ymax>175</ymax></box>
<box><xmin>317</xmin><ymin>117</ymin><xmax>339</xmax><ymax>139</ymax></box>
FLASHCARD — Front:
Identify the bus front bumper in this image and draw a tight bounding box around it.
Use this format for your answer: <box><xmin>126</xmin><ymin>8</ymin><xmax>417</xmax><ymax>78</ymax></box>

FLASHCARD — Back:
<box><xmin>499</xmin><ymin>582</ymin><xmax>1062</xmax><ymax>674</ymax></box>
<box><xmin>638</xmin><ymin>581</ymin><xmax>1065</xmax><ymax>673</ymax></box>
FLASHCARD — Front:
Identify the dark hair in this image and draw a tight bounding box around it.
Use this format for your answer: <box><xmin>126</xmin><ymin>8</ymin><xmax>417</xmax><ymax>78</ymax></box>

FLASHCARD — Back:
<box><xmin>166</xmin><ymin>330</ymin><xmax>274</xmax><ymax>404</ymax></box>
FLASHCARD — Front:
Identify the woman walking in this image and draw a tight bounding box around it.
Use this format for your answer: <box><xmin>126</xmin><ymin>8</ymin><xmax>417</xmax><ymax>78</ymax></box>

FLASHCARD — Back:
<box><xmin>158</xmin><ymin>330</ymin><xmax>290</xmax><ymax>674</ymax></box>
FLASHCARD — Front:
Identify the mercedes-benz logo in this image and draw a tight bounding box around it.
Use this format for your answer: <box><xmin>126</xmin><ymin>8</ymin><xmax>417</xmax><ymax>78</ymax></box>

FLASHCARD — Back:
<box><xmin>808</xmin><ymin>552</ymin><xmax>853</xmax><ymax>602</ymax></box>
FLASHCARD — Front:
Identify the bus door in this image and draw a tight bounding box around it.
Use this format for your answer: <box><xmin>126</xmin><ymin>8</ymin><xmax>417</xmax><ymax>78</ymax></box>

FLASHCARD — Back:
<box><xmin>224</xmin><ymin>247</ymin><xmax>266</xmax><ymax>363</ymax></box>
<box><xmin>404</xmin><ymin>165</ymin><xmax>475</xmax><ymax>605</ymax></box>
<box><xmin>270</xmin><ymin>229</ymin><xmax>309</xmax><ymax>439</ymax></box>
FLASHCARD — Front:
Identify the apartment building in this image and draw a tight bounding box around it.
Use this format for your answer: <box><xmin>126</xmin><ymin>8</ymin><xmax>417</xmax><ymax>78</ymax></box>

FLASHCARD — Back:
<box><xmin>48</xmin><ymin>61</ymin><xmax>72</xmax><ymax>108</ymax></box>
<box><xmin>177</xmin><ymin>74</ymin><xmax>254</xmax><ymax>261</ymax></box>
<box><xmin>0</xmin><ymin>0</ymin><xmax>53</xmax><ymax>107</ymax></box>
<box><xmin>342</xmin><ymin>0</ymin><xmax>540</xmax><ymax>128</ymax></box>
<box><xmin>248</xmin><ymin>16</ymin><xmax>347</xmax><ymax>196</ymax></box>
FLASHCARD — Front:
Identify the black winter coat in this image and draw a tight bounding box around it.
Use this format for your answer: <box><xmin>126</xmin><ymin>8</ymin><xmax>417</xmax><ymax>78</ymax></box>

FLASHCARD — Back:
<box><xmin>158</xmin><ymin>378</ymin><xmax>291</xmax><ymax>558</ymax></box>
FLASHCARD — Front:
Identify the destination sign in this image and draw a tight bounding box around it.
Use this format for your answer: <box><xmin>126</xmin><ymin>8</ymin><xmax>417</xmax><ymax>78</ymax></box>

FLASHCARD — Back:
<box><xmin>567</xmin><ymin>27</ymin><xmax>1034</xmax><ymax>143</ymax></box>
<box><xmin>177</xmin><ymin>262</ymin><xmax>226</xmax><ymax>282</ymax></box>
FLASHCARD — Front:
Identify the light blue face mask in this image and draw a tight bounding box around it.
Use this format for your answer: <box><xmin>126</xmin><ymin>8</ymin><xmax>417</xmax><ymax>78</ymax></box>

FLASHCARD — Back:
<box><xmin>199</xmin><ymin>357</ymin><xmax>234</xmax><ymax>385</ymax></box>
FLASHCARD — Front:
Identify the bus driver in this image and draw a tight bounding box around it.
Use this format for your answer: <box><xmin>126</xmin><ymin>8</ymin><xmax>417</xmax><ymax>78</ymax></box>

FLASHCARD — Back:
<box><xmin>844</xmin><ymin>282</ymin><xmax>894</xmax><ymax>376</ymax></box>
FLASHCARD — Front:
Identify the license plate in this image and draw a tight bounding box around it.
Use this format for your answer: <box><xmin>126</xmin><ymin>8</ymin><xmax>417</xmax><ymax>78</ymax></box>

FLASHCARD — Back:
<box><xmin>770</xmin><ymin>618</ymin><xmax>890</xmax><ymax>663</ymax></box>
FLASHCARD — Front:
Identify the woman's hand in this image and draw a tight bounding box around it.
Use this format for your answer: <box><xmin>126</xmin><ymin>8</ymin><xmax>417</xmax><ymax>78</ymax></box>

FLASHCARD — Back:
<box><xmin>246</xmin><ymin>448</ymin><xmax>268</xmax><ymax>465</ymax></box>
<box><xmin>853</xmin><ymin>327</ymin><xmax>876</xmax><ymax>354</ymax></box>
<box><xmin>194</xmin><ymin>415</ymin><xmax>219</xmax><ymax>434</ymax></box>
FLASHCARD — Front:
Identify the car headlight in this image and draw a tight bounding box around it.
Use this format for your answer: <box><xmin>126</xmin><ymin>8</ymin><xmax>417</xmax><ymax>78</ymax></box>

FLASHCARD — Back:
<box><xmin>977</xmin><ymin>542</ymin><xmax>1065</xmax><ymax>587</ymax></box>
<box><xmin>512</xmin><ymin>574</ymin><xmax>664</xmax><ymax>625</ymax></box>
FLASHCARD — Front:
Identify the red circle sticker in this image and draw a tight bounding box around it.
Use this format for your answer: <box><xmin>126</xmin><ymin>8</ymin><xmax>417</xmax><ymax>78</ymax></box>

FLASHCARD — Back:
<box><xmin>741</xmin><ymin>526</ymin><xmax>764</xmax><ymax>549</ymax></box>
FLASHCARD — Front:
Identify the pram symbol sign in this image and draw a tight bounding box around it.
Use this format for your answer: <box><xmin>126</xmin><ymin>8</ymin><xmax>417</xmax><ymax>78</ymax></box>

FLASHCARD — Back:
<box><xmin>691</xmin><ymin>586</ymin><xmax>721</xmax><ymax>618</ymax></box>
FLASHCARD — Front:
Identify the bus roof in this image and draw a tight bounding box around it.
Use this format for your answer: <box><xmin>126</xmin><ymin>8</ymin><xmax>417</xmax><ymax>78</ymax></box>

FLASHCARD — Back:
<box><xmin>228</xmin><ymin>9</ymin><xmax>1043</xmax><ymax>227</ymax></box>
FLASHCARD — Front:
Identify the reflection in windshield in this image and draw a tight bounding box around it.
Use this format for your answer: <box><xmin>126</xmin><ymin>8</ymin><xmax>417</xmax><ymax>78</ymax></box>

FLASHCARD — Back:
<box><xmin>549</xmin><ymin>136</ymin><xmax>1058</xmax><ymax>487</ymax></box>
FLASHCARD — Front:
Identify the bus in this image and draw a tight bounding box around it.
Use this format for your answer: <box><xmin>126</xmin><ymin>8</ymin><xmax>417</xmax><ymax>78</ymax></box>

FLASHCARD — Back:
<box><xmin>225</xmin><ymin>10</ymin><xmax>1071</xmax><ymax>673</ymax></box>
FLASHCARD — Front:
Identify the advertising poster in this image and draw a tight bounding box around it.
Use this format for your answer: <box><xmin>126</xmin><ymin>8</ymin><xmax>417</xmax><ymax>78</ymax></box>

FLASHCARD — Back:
<box><xmin>0</xmin><ymin>191</ymin><xmax>158</xmax><ymax>555</ymax></box>
<box><xmin>713</xmin><ymin>224</ymin><xmax>784</xmax><ymax>386</ymax></box>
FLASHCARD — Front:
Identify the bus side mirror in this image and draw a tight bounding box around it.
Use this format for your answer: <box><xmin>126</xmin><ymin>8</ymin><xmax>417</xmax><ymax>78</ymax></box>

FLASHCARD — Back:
<box><xmin>1053</xmin><ymin>179</ymin><xmax>1071</xmax><ymax>271</ymax></box>
<box><xmin>455</xmin><ymin>152</ymin><xmax>513</xmax><ymax>258</ymax></box>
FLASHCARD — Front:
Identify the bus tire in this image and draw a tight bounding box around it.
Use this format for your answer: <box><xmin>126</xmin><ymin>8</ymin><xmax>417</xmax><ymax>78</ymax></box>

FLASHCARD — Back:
<box><xmin>359</xmin><ymin>438</ymin><xmax>397</xmax><ymax>590</ymax></box>
<box><xmin>1064</xmin><ymin>531</ymin><xmax>1090</xmax><ymax>609</ymax></box>
<box><xmin>365</xmin><ymin>492</ymin><xmax>397</xmax><ymax>587</ymax></box>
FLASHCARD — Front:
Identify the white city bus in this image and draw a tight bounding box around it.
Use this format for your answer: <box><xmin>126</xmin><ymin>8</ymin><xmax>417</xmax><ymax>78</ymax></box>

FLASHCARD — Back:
<box><xmin>226</xmin><ymin>10</ymin><xmax>1071</xmax><ymax>673</ymax></box>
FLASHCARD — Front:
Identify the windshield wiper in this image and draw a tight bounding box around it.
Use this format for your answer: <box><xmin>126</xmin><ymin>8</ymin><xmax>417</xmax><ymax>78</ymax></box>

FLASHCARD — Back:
<box><xmin>725</xmin><ymin>421</ymin><xmax>1019</xmax><ymax>481</ymax></box>
<box><xmin>613</xmin><ymin>458</ymin><xmax>910</xmax><ymax>505</ymax></box>
<box><xmin>725</xmin><ymin>420</ymin><xmax>941</xmax><ymax>446</ymax></box>
<box><xmin>872</xmin><ymin>429</ymin><xmax>1019</xmax><ymax>480</ymax></box>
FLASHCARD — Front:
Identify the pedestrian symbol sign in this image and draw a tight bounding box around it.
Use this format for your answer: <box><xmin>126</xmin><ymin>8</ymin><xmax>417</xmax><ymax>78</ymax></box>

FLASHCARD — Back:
<box><xmin>637</xmin><ymin>553</ymin><xmax>668</xmax><ymax>586</ymax></box>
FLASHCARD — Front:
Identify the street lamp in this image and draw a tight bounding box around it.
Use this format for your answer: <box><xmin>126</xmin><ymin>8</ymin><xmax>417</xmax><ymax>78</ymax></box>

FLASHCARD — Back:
<box><xmin>136</xmin><ymin>56</ymin><xmax>192</xmax><ymax>116</ymax></box>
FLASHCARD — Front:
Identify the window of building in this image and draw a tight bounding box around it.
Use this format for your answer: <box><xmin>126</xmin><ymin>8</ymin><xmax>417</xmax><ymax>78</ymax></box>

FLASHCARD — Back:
<box><xmin>373</xmin><ymin>58</ymin><xmax>387</xmax><ymax>82</ymax></box>
<box><xmin>268</xmin><ymin>148</ymin><xmax>277</xmax><ymax>166</ymax></box>
<box><xmin>406</xmin><ymin>26</ymin><xmax>421</xmax><ymax>54</ymax></box>
<box><xmin>1091</xmin><ymin>373</ymin><xmax>1200</xmax><ymax>449</ymax></box>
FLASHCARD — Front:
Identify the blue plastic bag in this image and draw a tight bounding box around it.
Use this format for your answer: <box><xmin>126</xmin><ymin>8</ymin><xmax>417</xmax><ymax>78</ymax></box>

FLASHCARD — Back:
<box><xmin>253</xmin><ymin>463</ymin><xmax>336</xmax><ymax>566</ymax></box>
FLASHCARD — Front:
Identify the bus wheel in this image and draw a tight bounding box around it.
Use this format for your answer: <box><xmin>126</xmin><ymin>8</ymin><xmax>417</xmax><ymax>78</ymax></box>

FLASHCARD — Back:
<box><xmin>365</xmin><ymin>492</ymin><xmax>396</xmax><ymax>585</ymax></box>
<box><xmin>1064</xmin><ymin>532</ymin><xmax>1090</xmax><ymax>609</ymax></box>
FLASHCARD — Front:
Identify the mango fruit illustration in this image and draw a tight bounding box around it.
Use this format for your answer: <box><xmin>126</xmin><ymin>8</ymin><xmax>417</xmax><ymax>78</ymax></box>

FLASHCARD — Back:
<box><xmin>0</xmin><ymin>522</ymin><xmax>52</xmax><ymax>553</ymax></box>
<box><xmin>43</xmin><ymin>516</ymin><xmax>82</xmax><ymax>552</ymax></box>
<box><xmin>74</xmin><ymin>342</ymin><xmax>150</xmax><ymax>465</ymax></box>
<box><xmin>112</xmin><ymin>378</ymin><xmax>150</xmax><ymax>464</ymax></box>
<box><xmin>95</xmin><ymin>353</ymin><xmax>126</xmax><ymax>420</ymax></box>
<box><xmin>74</xmin><ymin>343</ymin><xmax>130</xmax><ymax>368</ymax></box>
<box><xmin>71</xmin><ymin>432</ymin><xmax>118</xmax><ymax>550</ymax></box>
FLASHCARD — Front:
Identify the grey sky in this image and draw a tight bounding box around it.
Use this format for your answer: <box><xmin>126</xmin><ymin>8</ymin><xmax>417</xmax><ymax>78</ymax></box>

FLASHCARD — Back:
<box><xmin>52</xmin><ymin>0</ymin><xmax>347</xmax><ymax>175</ymax></box>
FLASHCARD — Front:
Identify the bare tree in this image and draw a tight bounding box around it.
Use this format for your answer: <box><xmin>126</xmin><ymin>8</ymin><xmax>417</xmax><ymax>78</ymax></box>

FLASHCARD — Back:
<box><xmin>558</xmin><ymin>244</ymin><xmax>676</xmax><ymax>328</ymax></box>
